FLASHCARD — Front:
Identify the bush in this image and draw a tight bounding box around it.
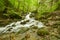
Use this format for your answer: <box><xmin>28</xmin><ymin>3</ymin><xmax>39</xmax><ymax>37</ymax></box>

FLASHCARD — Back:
<box><xmin>0</xmin><ymin>0</ymin><xmax>59</xmax><ymax>19</ymax></box>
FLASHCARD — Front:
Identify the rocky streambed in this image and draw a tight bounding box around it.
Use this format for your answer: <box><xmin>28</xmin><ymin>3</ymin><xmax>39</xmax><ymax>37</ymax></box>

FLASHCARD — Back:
<box><xmin>0</xmin><ymin>11</ymin><xmax>60</xmax><ymax>40</ymax></box>
<box><xmin>0</xmin><ymin>12</ymin><xmax>45</xmax><ymax>33</ymax></box>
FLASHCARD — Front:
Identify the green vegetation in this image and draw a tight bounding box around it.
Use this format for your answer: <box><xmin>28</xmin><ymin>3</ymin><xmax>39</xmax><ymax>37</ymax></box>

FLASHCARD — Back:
<box><xmin>37</xmin><ymin>28</ymin><xmax>49</xmax><ymax>36</ymax></box>
<box><xmin>0</xmin><ymin>0</ymin><xmax>60</xmax><ymax>40</ymax></box>
<box><xmin>0</xmin><ymin>0</ymin><xmax>60</xmax><ymax>19</ymax></box>
<box><xmin>16</xmin><ymin>27</ymin><xmax>29</xmax><ymax>34</ymax></box>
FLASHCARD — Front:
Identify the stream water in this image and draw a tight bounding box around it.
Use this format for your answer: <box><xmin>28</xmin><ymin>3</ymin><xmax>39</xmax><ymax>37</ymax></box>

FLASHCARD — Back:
<box><xmin>0</xmin><ymin>12</ymin><xmax>45</xmax><ymax>33</ymax></box>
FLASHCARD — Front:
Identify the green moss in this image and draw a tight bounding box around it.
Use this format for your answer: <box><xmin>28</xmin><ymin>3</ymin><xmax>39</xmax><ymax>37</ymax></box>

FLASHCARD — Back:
<box><xmin>37</xmin><ymin>28</ymin><xmax>49</xmax><ymax>36</ymax></box>
<box><xmin>17</xmin><ymin>27</ymin><xmax>29</xmax><ymax>34</ymax></box>
<box><xmin>31</xmin><ymin>26</ymin><xmax>38</xmax><ymax>29</ymax></box>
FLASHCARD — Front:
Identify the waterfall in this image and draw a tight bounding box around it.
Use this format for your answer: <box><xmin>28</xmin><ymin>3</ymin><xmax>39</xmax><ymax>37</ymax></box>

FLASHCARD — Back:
<box><xmin>0</xmin><ymin>12</ymin><xmax>45</xmax><ymax>33</ymax></box>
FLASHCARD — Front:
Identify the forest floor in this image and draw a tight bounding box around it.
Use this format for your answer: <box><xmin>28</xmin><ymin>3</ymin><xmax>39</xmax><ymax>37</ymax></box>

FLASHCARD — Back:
<box><xmin>0</xmin><ymin>11</ymin><xmax>60</xmax><ymax>40</ymax></box>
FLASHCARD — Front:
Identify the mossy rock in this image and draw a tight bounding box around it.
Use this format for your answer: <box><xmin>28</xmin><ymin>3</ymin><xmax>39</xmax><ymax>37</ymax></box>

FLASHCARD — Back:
<box><xmin>30</xmin><ymin>26</ymin><xmax>38</xmax><ymax>29</ymax></box>
<box><xmin>17</xmin><ymin>27</ymin><xmax>29</xmax><ymax>34</ymax></box>
<box><xmin>37</xmin><ymin>28</ymin><xmax>49</xmax><ymax>36</ymax></box>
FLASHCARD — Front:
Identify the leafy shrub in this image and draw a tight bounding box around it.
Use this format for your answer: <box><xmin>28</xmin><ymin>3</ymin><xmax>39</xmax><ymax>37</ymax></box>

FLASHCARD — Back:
<box><xmin>9</xmin><ymin>0</ymin><xmax>38</xmax><ymax>12</ymax></box>
<box><xmin>0</xmin><ymin>0</ymin><xmax>59</xmax><ymax>19</ymax></box>
<box><xmin>35</xmin><ymin>0</ymin><xmax>59</xmax><ymax>19</ymax></box>
<box><xmin>0</xmin><ymin>0</ymin><xmax>5</xmax><ymax>12</ymax></box>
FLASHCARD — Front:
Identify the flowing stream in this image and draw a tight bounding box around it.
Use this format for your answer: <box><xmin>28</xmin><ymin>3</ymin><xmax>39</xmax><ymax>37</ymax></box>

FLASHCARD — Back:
<box><xmin>0</xmin><ymin>12</ymin><xmax>45</xmax><ymax>33</ymax></box>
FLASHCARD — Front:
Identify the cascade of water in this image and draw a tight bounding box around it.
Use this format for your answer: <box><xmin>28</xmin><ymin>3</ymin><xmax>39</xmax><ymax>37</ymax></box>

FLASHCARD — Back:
<box><xmin>0</xmin><ymin>12</ymin><xmax>45</xmax><ymax>33</ymax></box>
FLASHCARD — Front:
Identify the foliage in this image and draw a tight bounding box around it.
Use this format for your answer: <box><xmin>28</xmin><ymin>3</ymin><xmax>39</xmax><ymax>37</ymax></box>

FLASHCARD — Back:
<box><xmin>9</xmin><ymin>0</ymin><xmax>38</xmax><ymax>12</ymax></box>
<box><xmin>0</xmin><ymin>0</ymin><xmax>60</xmax><ymax>19</ymax></box>
<box><xmin>0</xmin><ymin>0</ymin><xmax>5</xmax><ymax>12</ymax></box>
<box><xmin>36</xmin><ymin>0</ymin><xmax>59</xmax><ymax>19</ymax></box>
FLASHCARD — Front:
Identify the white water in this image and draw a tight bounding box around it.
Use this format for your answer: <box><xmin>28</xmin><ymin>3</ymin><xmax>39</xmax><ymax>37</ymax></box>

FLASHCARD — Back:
<box><xmin>0</xmin><ymin>12</ymin><xmax>45</xmax><ymax>33</ymax></box>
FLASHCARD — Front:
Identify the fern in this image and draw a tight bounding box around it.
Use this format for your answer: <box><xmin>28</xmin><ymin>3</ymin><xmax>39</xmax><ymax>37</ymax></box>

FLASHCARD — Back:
<box><xmin>36</xmin><ymin>0</ymin><xmax>59</xmax><ymax>18</ymax></box>
<box><xmin>0</xmin><ymin>0</ymin><xmax>59</xmax><ymax>19</ymax></box>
